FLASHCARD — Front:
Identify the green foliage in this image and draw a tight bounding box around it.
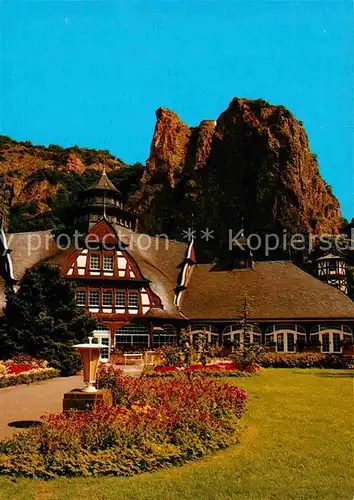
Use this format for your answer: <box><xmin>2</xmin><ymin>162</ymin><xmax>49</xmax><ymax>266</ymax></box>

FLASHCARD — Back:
<box><xmin>156</xmin><ymin>346</ymin><xmax>184</xmax><ymax>367</ymax></box>
<box><xmin>262</xmin><ymin>352</ymin><xmax>352</xmax><ymax>369</ymax></box>
<box><xmin>0</xmin><ymin>367</ymin><xmax>59</xmax><ymax>388</ymax></box>
<box><xmin>0</xmin><ymin>262</ymin><xmax>97</xmax><ymax>375</ymax></box>
<box><xmin>230</xmin><ymin>344</ymin><xmax>267</xmax><ymax>368</ymax></box>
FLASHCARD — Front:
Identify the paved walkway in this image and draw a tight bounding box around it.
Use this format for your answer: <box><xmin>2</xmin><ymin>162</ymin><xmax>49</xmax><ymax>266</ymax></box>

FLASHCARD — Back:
<box><xmin>0</xmin><ymin>375</ymin><xmax>83</xmax><ymax>440</ymax></box>
<box><xmin>0</xmin><ymin>365</ymin><xmax>143</xmax><ymax>440</ymax></box>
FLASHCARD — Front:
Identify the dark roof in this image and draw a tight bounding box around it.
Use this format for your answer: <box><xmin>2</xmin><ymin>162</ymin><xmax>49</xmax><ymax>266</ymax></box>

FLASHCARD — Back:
<box><xmin>87</xmin><ymin>171</ymin><xmax>120</xmax><ymax>193</ymax></box>
<box><xmin>180</xmin><ymin>261</ymin><xmax>354</xmax><ymax>320</ymax></box>
<box><xmin>316</xmin><ymin>253</ymin><xmax>345</xmax><ymax>261</ymax></box>
<box><xmin>0</xmin><ymin>230</ymin><xmax>60</xmax><ymax>309</ymax></box>
<box><xmin>6</xmin><ymin>230</ymin><xmax>59</xmax><ymax>281</ymax></box>
<box><xmin>144</xmin><ymin>307</ymin><xmax>183</xmax><ymax>319</ymax></box>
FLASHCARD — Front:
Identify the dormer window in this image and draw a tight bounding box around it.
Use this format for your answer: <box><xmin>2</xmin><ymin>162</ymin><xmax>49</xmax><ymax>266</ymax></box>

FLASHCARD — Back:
<box><xmin>90</xmin><ymin>254</ymin><xmax>100</xmax><ymax>270</ymax></box>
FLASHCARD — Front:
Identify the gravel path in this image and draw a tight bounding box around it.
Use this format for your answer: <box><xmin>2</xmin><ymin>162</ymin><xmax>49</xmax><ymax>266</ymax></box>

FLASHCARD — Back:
<box><xmin>0</xmin><ymin>364</ymin><xmax>143</xmax><ymax>441</ymax></box>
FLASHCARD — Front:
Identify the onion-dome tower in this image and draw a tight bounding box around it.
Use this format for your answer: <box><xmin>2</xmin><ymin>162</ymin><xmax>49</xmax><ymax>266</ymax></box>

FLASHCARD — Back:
<box><xmin>74</xmin><ymin>169</ymin><xmax>138</xmax><ymax>232</ymax></box>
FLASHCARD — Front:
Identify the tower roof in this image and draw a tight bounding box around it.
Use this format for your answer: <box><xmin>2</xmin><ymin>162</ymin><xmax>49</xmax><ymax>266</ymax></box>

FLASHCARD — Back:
<box><xmin>316</xmin><ymin>253</ymin><xmax>345</xmax><ymax>261</ymax></box>
<box><xmin>87</xmin><ymin>170</ymin><xmax>120</xmax><ymax>194</ymax></box>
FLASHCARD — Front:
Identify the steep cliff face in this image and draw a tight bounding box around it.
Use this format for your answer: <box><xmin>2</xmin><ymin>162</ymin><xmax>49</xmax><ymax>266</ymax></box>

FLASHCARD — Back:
<box><xmin>209</xmin><ymin>98</ymin><xmax>341</xmax><ymax>234</ymax></box>
<box><xmin>140</xmin><ymin>98</ymin><xmax>341</xmax><ymax>238</ymax></box>
<box><xmin>144</xmin><ymin>108</ymin><xmax>216</xmax><ymax>182</ymax></box>
<box><xmin>0</xmin><ymin>97</ymin><xmax>344</xmax><ymax>242</ymax></box>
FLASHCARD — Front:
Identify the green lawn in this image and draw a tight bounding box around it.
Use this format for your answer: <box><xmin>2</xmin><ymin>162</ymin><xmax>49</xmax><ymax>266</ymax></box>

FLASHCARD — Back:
<box><xmin>0</xmin><ymin>369</ymin><xmax>353</xmax><ymax>500</ymax></box>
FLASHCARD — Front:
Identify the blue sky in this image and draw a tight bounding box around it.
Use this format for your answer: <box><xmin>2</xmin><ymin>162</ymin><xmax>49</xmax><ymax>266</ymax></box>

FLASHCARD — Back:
<box><xmin>1</xmin><ymin>0</ymin><xmax>353</xmax><ymax>219</ymax></box>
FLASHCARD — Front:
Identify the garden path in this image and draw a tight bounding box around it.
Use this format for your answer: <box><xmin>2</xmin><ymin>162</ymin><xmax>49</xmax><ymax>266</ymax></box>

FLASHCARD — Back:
<box><xmin>0</xmin><ymin>375</ymin><xmax>83</xmax><ymax>440</ymax></box>
<box><xmin>0</xmin><ymin>364</ymin><xmax>142</xmax><ymax>440</ymax></box>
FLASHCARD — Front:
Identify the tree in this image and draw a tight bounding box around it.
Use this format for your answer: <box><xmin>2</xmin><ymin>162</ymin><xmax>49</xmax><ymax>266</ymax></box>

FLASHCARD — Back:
<box><xmin>0</xmin><ymin>262</ymin><xmax>97</xmax><ymax>375</ymax></box>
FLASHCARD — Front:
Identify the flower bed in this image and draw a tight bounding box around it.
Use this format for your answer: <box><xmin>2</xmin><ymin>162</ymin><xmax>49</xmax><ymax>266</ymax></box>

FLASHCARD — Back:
<box><xmin>0</xmin><ymin>365</ymin><xmax>247</xmax><ymax>478</ymax></box>
<box><xmin>0</xmin><ymin>355</ymin><xmax>59</xmax><ymax>388</ymax></box>
<box><xmin>145</xmin><ymin>361</ymin><xmax>260</xmax><ymax>378</ymax></box>
<box><xmin>261</xmin><ymin>352</ymin><xmax>352</xmax><ymax>369</ymax></box>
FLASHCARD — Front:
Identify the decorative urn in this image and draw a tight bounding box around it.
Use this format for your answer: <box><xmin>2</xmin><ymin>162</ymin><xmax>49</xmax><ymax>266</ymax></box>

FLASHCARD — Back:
<box><xmin>74</xmin><ymin>337</ymin><xmax>103</xmax><ymax>392</ymax></box>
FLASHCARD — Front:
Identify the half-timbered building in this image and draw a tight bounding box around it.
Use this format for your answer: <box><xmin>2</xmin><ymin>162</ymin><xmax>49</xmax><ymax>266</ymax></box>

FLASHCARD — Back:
<box><xmin>1</xmin><ymin>170</ymin><xmax>353</xmax><ymax>360</ymax></box>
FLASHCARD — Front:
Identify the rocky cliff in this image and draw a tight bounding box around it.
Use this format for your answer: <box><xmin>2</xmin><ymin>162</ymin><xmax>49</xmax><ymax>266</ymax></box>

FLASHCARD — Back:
<box><xmin>0</xmin><ymin>98</ymin><xmax>344</xmax><ymax>243</ymax></box>
<box><xmin>138</xmin><ymin>98</ymin><xmax>341</xmax><ymax>239</ymax></box>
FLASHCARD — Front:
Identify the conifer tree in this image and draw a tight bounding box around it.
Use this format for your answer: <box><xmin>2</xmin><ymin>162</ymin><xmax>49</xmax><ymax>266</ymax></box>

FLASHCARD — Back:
<box><xmin>0</xmin><ymin>262</ymin><xmax>97</xmax><ymax>375</ymax></box>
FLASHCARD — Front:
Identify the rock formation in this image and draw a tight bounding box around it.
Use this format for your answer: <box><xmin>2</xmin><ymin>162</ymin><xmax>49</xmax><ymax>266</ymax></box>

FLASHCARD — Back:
<box><xmin>0</xmin><ymin>98</ymin><xmax>344</xmax><ymax>241</ymax></box>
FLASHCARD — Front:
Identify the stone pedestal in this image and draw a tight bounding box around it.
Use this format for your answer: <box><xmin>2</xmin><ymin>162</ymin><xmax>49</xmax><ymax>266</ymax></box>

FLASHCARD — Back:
<box><xmin>63</xmin><ymin>388</ymin><xmax>112</xmax><ymax>412</ymax></box>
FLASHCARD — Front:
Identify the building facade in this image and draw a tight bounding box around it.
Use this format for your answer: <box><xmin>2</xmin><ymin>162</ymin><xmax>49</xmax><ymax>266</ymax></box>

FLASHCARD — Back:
<box><xmin>0</xmin><ymin>171</ymin><xmax>353</xmax><ymax>360</ymax></box>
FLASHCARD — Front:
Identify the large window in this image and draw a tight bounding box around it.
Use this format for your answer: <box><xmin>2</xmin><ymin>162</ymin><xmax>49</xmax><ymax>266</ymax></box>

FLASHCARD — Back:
<box><xmin>189</xmin><ymin>324</ymin><xmax>219</xmax><ymax>346</ymax></box>
<box><xmin>153</xmin><ymin>324</ymin><xmax>176</xmax><ymax>347</ymax></box>
<box><xmin>115</xmin><ymin>324</ymin><xmax>149</xmax><ymax>350</ymax></box>
<box><xmin>222</xmin><ymin>324</ymin><xmax>262</xmax><ymax>348</ymax></box>
<box><xmin>76</xmin><ymin>290</ymin><xmax>86</xmax><ymax>307</ymax></box>
<box><xmin>265</xmin><ymin>324</ymin><xmax>306</xmax><ymax>353</ymax></box>
<box><xmin>310</xmin><ymin>325</ymin><xmax>352</xmax><ymax>354</ymax></box>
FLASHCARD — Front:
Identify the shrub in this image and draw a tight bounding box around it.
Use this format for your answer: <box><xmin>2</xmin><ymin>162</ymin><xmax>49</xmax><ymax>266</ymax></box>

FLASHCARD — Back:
<box><xmin>261</xmin><ymin>352</ymin><xmax>352</xmax><ymax>369</ymax></box>
<box><xmin>0</xmin><ymin>367</ymin><xmax>60</xmax><ymax>388</ymax></box>
<box><xmin>230</xmin><ymin>344</ymin><xmax>267</xmax><ymax>368</ymax></box>
<box><xmin>145</xmin><ymin>361</ymin><xmax>260</xmax><ymax>378</ymax></box>
<box><xmin>0</xmin><ymin>355</ymin><xmax>59</xmax><ymax>387</ymax></box>
<box><xmin>0</xmin><ymin>369</ymin><xmax>248</xmax><ymax>478</ymax></box>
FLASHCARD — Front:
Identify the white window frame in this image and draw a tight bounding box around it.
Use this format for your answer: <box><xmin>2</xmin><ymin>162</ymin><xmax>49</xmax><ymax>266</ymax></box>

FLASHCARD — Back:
<box><xmin>115</xmin><ymin>291</ymin><xmax>126</xmax><ymax>309</ymax></box>
<box><xmin>76</xmin><ymin>290</ymin><xmax>86</xmax><ymax>307</ymax></box>
<box><xmin>102</xmin><ymin>291</ymin><xmax>113</xmax><ymax>307</ymax></box>
<box><xmin>89</xmin><ymin>290</ymin><xmax>100</xmax><ymax>307</ymax></box>
<box><xmin>310</xmin><ymin>325</ymin><xmax>353</xmax><ymax>354</ymax></box>
<box><xmin>90</xmin><ymin>254</ymin><xmax>100</xmax><ymax>270</ymax></box>
<box><xmin>153</xmin><ymin>324</ymin><xmax>177</xmax><ymax>347</ymax></box>
<box><xmin>265</xmin><ymin>325</ymin><xmax>306</xmax><ymax>353</ymax></box>
<box><xmin>222</xmin><ymin>324</ymin><xmax>262</xmax><ymax>348</ymax></box>
<box><xmin>93</xmin><ymin>327</ymin><xmax>111</xmax><ymax>363</ymax></box>
<box><xmin>103</xmin><ymin>255</ymin><xmax>114</xmax><ymax>271</ymax></box>
<box><xmin>115</xmin><ymin>324</ymin><xmax>149</xmax><ymax>349</ymax></box>
<box><xmin>128</xmin><ymin>291</ymin><xmax>139</xmax><ymax>309</ymax></box>
<box><xmin>189</xmin><ymin>324</ymin><xmax>219</xmax><ymax>345</ymax></box>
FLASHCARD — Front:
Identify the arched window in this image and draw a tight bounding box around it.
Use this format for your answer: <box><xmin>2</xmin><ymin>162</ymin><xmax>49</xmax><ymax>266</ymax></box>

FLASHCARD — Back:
<box><xmin>265</xmin><ymin>324</ymin><xmax>306</xmax><ymax>353</ymax></box>
<box><xmin>310</xmin><ymin>325</ymin><xmax>353</xmax><ymax>354</ymax></box>
<box><xmin>115</xmin><ymin>324</ymin><xmax>149</xmax><ymax>351</ymax></box>
<box><xmin>222</xmin><ymin>324</ymin><xmax>262</xmax><ymax>348</ymax></box>
<box><xmin>152</xmin><ymin>324</ymin><xmax>177</xmax><ymax>347</ymax></box>
<box><xmin>189</xmin><ymin>324</ymin><xmax>219</xmax><ymax>346</ymax></box>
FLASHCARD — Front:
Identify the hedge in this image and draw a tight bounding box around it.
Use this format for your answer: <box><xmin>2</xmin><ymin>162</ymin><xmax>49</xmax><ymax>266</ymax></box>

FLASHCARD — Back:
<box><xmin>261</xmin><ymin>352</ymin><xmax>352</xmax><ymax>369</ymax></box>
<box><xmin>0</xmin><ymin>368</ymin><xmax>60</xmax><ymax>388</ymax></box>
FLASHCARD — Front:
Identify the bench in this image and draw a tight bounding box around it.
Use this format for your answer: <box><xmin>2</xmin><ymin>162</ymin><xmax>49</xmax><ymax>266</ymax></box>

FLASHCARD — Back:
<box><xmin>123</xmin><ymin>353</ymin><xmax>144</xmax><ymax>365</ymax></box>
